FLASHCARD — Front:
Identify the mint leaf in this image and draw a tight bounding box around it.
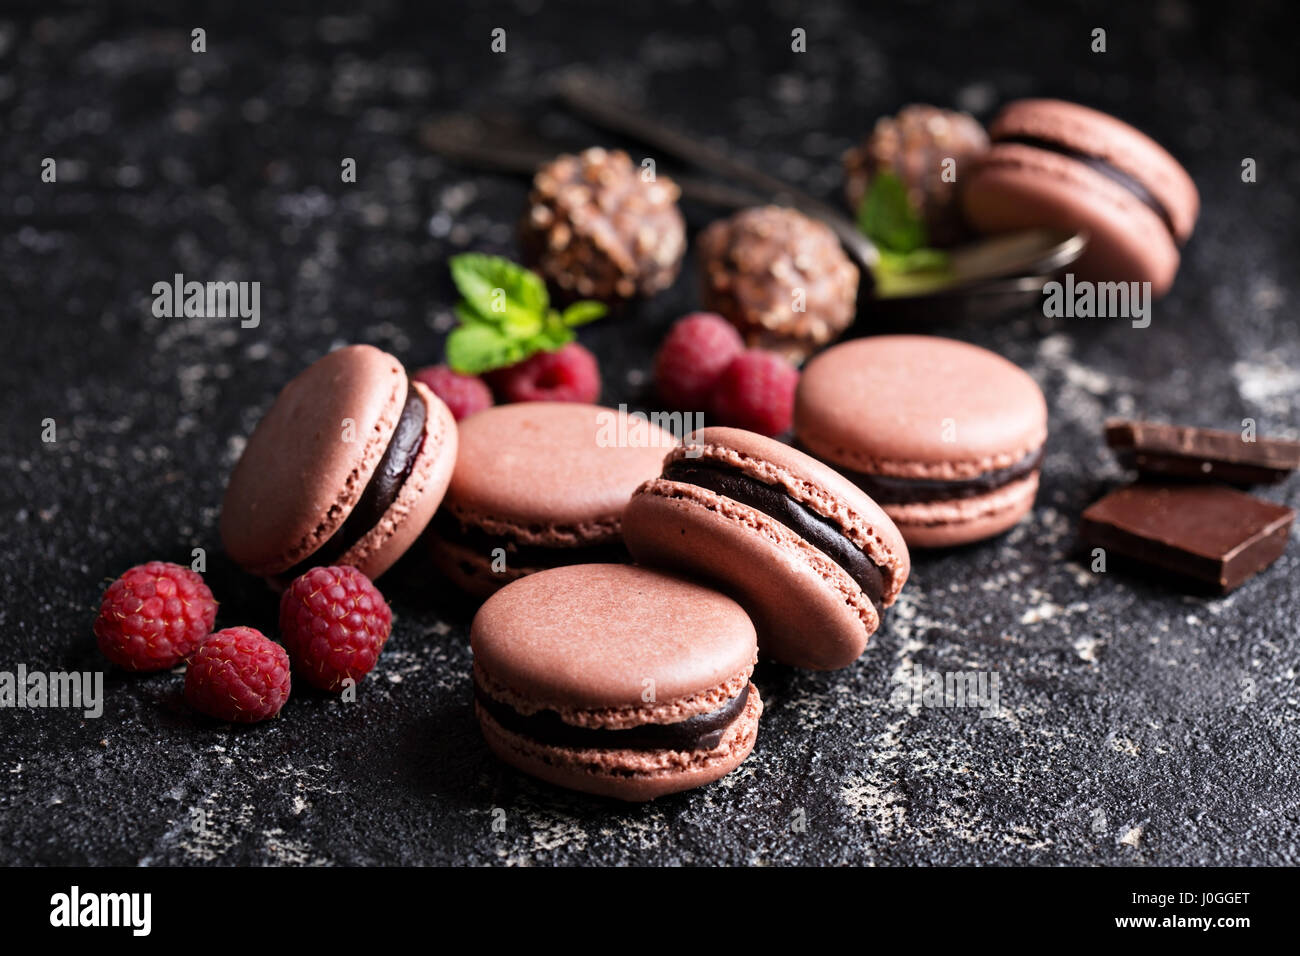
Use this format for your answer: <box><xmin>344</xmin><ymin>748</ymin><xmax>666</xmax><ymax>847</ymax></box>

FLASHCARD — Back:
<box><xmin>450</xmin><ymin>253</ymin><xmax>549</xmax><ymax>315</ymax></box>
<box><xmin>559</xmin><ymin>301</ymin><xmax>607</xmax><ymax>327</ymax></box>
<box><xmin>443</xmin><ymin>255</ymin><xmax>608</xmax><ymax>374</ymax></box>
<box><xmin>857</xmin><ymin>171</ymin><xmax>927</xmax><ymax>254</ymax></box>
<box><xmin>446</xmin><ymin>323</ymin><xmax>520</xmax><ymax>375</ymax></box>
<box><xmin>453</xmin><ymin>301</ymin><xmax>495</xmax><ymax>328</ymax></box>
<box><xmin>522</xmin><ymin>326</ymin><xmax>576</xmax><ymax>356</ymax></box>
<box><xmin>449</xmin><ymin>253</ymin><xmax>549</xmax><ymax>333</ymax></box>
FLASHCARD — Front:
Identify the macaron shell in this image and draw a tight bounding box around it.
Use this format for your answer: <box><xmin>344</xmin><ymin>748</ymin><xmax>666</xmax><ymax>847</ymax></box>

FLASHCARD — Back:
<box><xmin>988</xmin><ymin>98</ymin><xmax>1199</xmax><ymax>241</ymax></box>
<box><xmin>220</xmin><ymin>344</ymin><xmax>406</xmax><ymax>575</ymax></box>
<box><xmin>679</xmin><ymin>426</ymin><xmax>910</xmax><ymax>603</ymax></box>
<box><xmin>476</xmin><ymin>685</ymin><xmax>761</xmax><ymax>801</ymax></box>
<box><xmin>884</xmin><ymin>472</ymin><xmax>1039</xmax><ymax>548</ymax></box>
<box><xmin>446</xmin><ymin>402</ymin><xmax>674</xmax><ymax>542</ymax></box>
<box><xmin>335</xmin><ymin>381</ymin><xmax>457</xmax><ymax>580</ymax></box>
<box><xmin>470</xmin><ymin>563</ymin><xmax>757</xmax><ymax>710</ymax></box>
<box><xmin>624</xmin><ymin>481</ymin><xmax>878</xmax><ymax>670</ymax></box>
<box><xmin>796</xmin><ymin>336</ymin><xmax>1047</xmax><ymax>476</ymax></box>
<box><xmin>962</xmin><ymin>145</ymin><xmax>1180</xmax><ymax>296</ymax></box>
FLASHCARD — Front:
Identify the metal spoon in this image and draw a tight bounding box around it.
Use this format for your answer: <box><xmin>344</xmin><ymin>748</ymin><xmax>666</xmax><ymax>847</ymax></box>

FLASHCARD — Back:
<box><xmin>420</xmin><ymin>113</ymin><xmax>768</xmax><ymax>213</ymax></box>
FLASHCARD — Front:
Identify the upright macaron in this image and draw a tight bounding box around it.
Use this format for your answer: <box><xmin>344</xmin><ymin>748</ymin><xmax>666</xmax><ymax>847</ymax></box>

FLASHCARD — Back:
<box><xmin>427</xmin><ymin>402</ymin><xmax>674</xmax><ymax>597</ymax></box>
<box><xmin>471</xmin><ymin>564</ymin><xmax>762</xmax><ymax>801</ymax></box>
<box><xmin>221</xmin><ymin>344</ymin><xmax>457</xmax><ymax>582</ymax></box>
<box><xmin>961</xmin><ymin>98</ymin><xmax>1198</xmax><ymax>297</ymax></box>
<box><xmin>795</xmin><ymin>335</ymin><xmax>1047</xmax><ymax>549</ymax></box>
<box><xmin>623</xmin><ymin>427</ymin><xmax>909</xmax><ymax>670</ymax></box>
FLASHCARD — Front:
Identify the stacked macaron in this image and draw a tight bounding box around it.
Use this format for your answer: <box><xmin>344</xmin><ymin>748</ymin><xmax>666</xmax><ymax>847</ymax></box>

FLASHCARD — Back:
<box><xmin>622</xmin><ymin>427</ymin><xmax>910</xmax><ymax>670</ymax></box>
<box><xmin>467</xmin><ymin>425</ymin><xmax>913</xmax><ymax>800</ymax></box>
<box><xmin>962</xmin><ymin>98</ymin><xmax>1199</xmax><ymax>297</ymax></box>
<box><xmin>796</xmin><ymin>335</ymin><xmax>1048</xmax><ymax>548</ymax></box>
<box><xmin>221</xmin><ymin>345</ymin><xmax>458</xmax><ymax>582</ymax></box>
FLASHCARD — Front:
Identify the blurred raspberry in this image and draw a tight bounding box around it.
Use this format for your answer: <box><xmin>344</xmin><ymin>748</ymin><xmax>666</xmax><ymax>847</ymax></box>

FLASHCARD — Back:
<box><xmin>93</xmin><ymin>561</ymin><xmax>217</xmax><ymax>671</ymax></box>
<box><xmin>412</xmin><ymin>364</ymin><xmax>493</xmax><ymax>421</ymax></box>
<box><xmin>279</xmin><ymin>565</ymin><xmax>393</xmax><ymax>692</ymax></box>
<box><xmin>184</xmin><ymin>627</ymin><xmax>291</xmax><ymax>723</ymax></box>
<box><xmin>654</xmin><ymin>312</ymin><xmax>745</xmax><ymax>410</ymax></box>
<box><xmin>485</xmin><ymin>342</ymin><xmax>600</xmax><ymax>404</ymax></box>
<box><xmin>710</xmin><ymin>349</ymin><xmax>800</xmax><ymax>437</ymax></box>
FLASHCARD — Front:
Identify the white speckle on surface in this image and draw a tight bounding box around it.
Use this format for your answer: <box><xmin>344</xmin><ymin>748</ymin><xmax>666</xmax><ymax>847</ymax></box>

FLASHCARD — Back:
<box><xmin>956</xmin><ymin>81</ymin><xmax>997</xmax><ymax>114</ymax></box>
<box><xmin>529</xmin><ymin>816</ymin><xmax>589</xmax><ymax>854</ymax></box>
<box><xmin>1232</xmin><ymin>357</ymin><xmax>1300</xmax><ymax>419</ymax></box>
<box><xmin>1110</xmin><ymin>736</ymin><xmax>1140</xmax><ymax>756</ymax></box>
<box><xmin>1074</xmin><ymin>636</ymin><xmax>1104</xmax><ymax>663</ymax></box>
<box><xmin>1020</xmin><ymin>600</ymin><xmax>1088</xmax><ymax>626</ymax></box>
<box><xmin>841</xmin><ymin>774</ymin><xmax>907</xmax><ymax>837</ymax></box>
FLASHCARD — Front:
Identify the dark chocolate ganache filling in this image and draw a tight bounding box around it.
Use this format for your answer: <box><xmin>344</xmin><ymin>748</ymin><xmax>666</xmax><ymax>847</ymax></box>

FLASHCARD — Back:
<box><xmin>430</xmin><ymin>511</ymin><xmax>630</xmax><ymax>568</ymax></box>
<box><xmin>841</xmin><ymin>446</ymin><xmax>1044</xmax><ymax>505</ymax></box>
<box><xmin>995</xmin><ymin>135</ymin><xmax>1176</xmax><ymax>239</ymax></box>
<box><xmin>662</xmin><ymin>458</ymin><xmax>886</xmax><ymax>616</ymax></box>
<box><xmin>475</xmin><ymin>681</ymin><xmax>750</xmax><ymax>752</ymax></box>
<box><xmin>282</xmin><ymin>384</ymin><xmax>427</xmax><ymax>576</ymax></box>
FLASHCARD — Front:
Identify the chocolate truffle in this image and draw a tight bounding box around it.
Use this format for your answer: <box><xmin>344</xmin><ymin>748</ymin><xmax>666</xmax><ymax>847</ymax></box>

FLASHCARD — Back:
<box><xmin>697</xmin><ymin>206</ymin><xmax>859</xmax><ymax>362</ymax></box>
<box><xmin>519</xmin><ymin>147</ymin><xmax>686</xmax><ymax>301</ymax></box>
<box><xmin>843</xmin><ymin>104</ymin><xmax>989</xmax><ymax>247</ymax></box>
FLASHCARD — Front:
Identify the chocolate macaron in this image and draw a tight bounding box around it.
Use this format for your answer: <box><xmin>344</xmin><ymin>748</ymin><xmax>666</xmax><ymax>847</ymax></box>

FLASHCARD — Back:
<box><xmin>623</xmin><ymin>427</ymin><xmax>909</xmax><ymax>670</ymax></box>
<box><xmin>962</xmin><ymin>99</ymin><xmax>1199</xmax><ymax>297</ymax></box>
<box><xmin>221</xmin><ymin>344</ymin><xmax>457</xmax><ymax>582</ymax></box>
<box><xmin>796</xmin><ymin>335</ymin><xmax>1047</xmax><ymax>549</ymax></box>
<box><xmin>428</xmin><ymin>402</ymin><xmax>674</xmax><ymax>596</ymax></box>
<box><xmin>471</xmin><ymin>564</ymin><xmax>762</xmax><ymax>801</ymax></box>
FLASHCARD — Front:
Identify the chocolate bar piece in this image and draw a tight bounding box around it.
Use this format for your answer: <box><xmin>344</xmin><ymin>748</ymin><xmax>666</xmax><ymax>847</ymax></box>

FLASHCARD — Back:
<box><xmin>1105</xmin><ymin>418</ymin><xmax>1300</xmax><ymax>485</ymax></box>
<box><xmin>1080</xmin><ymin>483</ymin><xmax>1294</xmax><ymax>593</ymax></box>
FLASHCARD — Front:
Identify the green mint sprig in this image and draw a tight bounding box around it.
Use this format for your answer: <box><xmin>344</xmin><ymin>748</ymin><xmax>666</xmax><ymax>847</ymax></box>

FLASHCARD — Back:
<box><xmin>444</xmin><ymin>254</ymin><xmax>607</xmax><ymax>374</ymax></box>
<box><xmin>856</xmin><ymin>171</ymin><xmax>952</xmax><ymax>292</ymax></box>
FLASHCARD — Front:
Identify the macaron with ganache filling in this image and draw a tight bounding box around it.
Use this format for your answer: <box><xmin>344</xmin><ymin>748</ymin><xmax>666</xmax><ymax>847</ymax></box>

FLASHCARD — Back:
<box><xmin>795</xmin><ymin>335</ymin><xmax>1047</xmax><ymax>549</ymax></box>
<box><xmin>622</xmin><ymin>426</ymin><xmax>910</xmax><ymax>670</ymax></box>
<box><xmin>220</xmin><ymin>344</ymin><xmax>457</xmax><ymax>582</ymax></box>
<box><xmin>427</xmin><ymin>402</ymin><xmax>674</xmax><ymax>597</ymax></box>
<box><xmin>961</xmin><ymin>98</ymin><xmax>1199</xmax><ymax>297</ymax></box>
<box><xmin>471</xmin><ymin>563</ymin><xmax>762</xmax><ymax>801</ymax></box>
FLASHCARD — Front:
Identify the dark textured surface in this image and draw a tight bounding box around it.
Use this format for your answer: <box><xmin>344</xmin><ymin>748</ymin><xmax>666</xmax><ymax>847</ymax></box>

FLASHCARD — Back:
<box><xmin>2</xmin><ymin>1</ymin><xmax>1298</xmax><ymax>866</ymax></box>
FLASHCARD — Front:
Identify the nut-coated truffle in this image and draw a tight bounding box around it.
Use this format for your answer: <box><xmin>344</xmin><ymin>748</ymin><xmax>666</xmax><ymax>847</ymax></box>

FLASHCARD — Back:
<box><xmin>697</xmin><ymin>206</ymin><xmax>858</xmax><ymax>362</ymax></box>
<box><xmin>843</xmin><ymin>104</ymin><xmax>989</xmax><ymax>247</ymax></box>
<box><xmin>519</xmin><ymin>147</ymin><xmax>686</xmax><ymax>301</ymax></box>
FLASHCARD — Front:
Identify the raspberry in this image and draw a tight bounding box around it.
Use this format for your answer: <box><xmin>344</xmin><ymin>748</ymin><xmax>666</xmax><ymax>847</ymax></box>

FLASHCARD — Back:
<box><xmin>485</xmin><ymin>342</ymin><xmax>600</xmax><ymax>404</ymax></box>
<box><xmin>654</xmin><ymin>312</ymin><xmax>744</xmax><ymax>410</ymax></box>
<box><xmin>710</xmin><ymin>349</ymin><xmax>800</xmax><ymax>437</ymax></box>
<box><xmin>279</xmin><ymin>566</ymin><xmax>393</xmax><ymax>691</ymax></box>
<box><xmin>93</xmin><ymin>561</ymin><xmax>218</xmax><ymax>671</ymax></box>
<box><xmin>412</xmin><ymin>364</ymin><xmax>493</xmax><ymax>421</ymax></box>
<box><xmin>184</xmin><ymin>627</ymin><xmax>291</xmax><ymax>723</ymax></box>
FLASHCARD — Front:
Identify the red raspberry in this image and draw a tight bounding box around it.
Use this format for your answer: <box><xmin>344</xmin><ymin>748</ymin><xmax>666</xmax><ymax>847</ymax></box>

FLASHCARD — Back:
<box><xmin>184</xmin><ymin>627</ymin><xmax>291</xmax><ymax>723</ymax></box>
<box><xmin>93</xmin><ymin>561</ymin><xmax>218</xmax><ymax>671</ymax></box>
<box><xmin>279</xmin><ymin>566</ymin><xmax>393</xmax><ymax>691</ymax></box>
<box><xmin>485</xmin><ymin>342</ymin><xmax>600</xmax><ymax>404</ymax></box>
<box><xmin>710</xmin><ymin>349</ymin><xmax>800</xmax><ymax>437</ymax></box>
<box><xmin>654</xmin><ymin>312</ymin><xmax>744</xmax><ymax>410</ymax></box>
<box><xmin>412</xmin><ymin>364</ymin><xmax>493</xmax><ymax>421</ymax></box>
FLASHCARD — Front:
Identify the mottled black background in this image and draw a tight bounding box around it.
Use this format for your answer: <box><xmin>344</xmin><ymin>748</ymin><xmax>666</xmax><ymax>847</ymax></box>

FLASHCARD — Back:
<box><xmin>1</xmin><ymin>0</ymin><xmax>1297</xmax><ymax>866</ymax></box>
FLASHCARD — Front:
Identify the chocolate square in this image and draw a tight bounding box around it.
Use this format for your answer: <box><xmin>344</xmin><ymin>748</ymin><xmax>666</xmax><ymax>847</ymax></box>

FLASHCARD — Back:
<box><xmin>1105</xmin><ymin>418</ymin><xmax>1300</xmax><ymax>485</ymax></box>
<box><xmin>1080</xmin><ymin>483</ymin><xmax>1295</xmax><ymax>593</ymax></box>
